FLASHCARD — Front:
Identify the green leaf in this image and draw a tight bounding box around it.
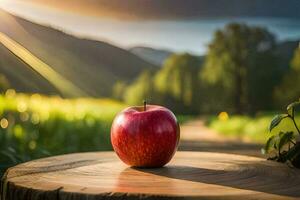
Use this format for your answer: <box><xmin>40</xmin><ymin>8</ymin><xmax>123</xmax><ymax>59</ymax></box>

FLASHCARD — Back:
<box><xmin>264</xmin><ymin>135</ymin><xmax>276</xmax><ymax>153</ymax></box>
<box><xmin>287</xmin><ymin>102</ymin><xmax>300</xmax><ymax>117</ymax></box>
<box><xmin>277</xmin><ymin>150</ymin><xmax>289</xmax><ymax>163</ymax></box>
<box><xmin>269</xmin><ymin>114</ymin><xmax>289</xmax><ymax>132</ymax></box>
<box><xmin>278</xmin><ymin>131</ymin><xmax>294</xmax><ymax>152</ymax></box>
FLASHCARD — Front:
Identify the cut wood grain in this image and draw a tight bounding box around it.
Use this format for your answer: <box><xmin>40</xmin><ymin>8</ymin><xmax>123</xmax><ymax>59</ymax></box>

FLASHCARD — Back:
<box><xmin>1</xmin><ymin>151</ymin><xmax>300</xmax><ymax>200</ymax></box>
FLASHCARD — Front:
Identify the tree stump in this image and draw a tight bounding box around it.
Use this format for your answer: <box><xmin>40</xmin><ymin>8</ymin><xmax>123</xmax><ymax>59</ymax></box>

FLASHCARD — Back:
<box><xmin>1</xmin><ymin>151</ymin><xmax>300</xmax><ymax>200</ymax></box>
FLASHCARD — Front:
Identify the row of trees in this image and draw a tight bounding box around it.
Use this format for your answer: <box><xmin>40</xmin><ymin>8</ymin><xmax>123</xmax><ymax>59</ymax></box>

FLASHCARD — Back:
<box><xmin>113</xmin><ymin>53</ymin><xmax>201</xmax><ymax>114</ymax></box>
<box><xmin>201</xmin><ymin>23</ymin><xmax>283</xmax><ymax>114</ymax></box>
<box><xmin>114</xmin><ymin>23</ymin><xmax>300</xmax><ymax>114</ymax></box>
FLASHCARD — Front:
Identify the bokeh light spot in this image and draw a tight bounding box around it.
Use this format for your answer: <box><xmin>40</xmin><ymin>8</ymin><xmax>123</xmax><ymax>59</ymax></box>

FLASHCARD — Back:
<box><xmin>218</xmin><ymin>111</ymin><xmax>229</xmax><ymax>121</ymax></box>
<box><xmin>20</xmin><ymin>112</ymin><xmax>29</xmax><ymax>121</ymax></box>
<box><xmin>14</xmin><ymin>125</ymin><xmax>23</xmax><ymax>138</ymax></box>
<box><xmin>17</xmin><ymin>101</ymin><xmax>27</xmax><ymax>112</ymax></box>
<box><xmin>29</xmin><ymin>140</ymin><xmax>37</xmax><ymax>150</ymax></box>
<box><xmin>0</xmin><ymin>118</ymin><xmax>9</xmax><ymax>129</ymax></box>
<box><xmin>31</xmin><ymin>113</ymin><xmax>40</xmax><ymax>124</ymax></box>
<box><xmin>5</xmin><ymin>89</ymin><xmax>16</xmax><ymax>97</ymax></box>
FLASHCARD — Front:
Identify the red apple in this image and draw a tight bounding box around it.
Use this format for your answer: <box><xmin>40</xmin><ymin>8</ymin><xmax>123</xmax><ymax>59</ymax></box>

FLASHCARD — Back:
<box><xmin>111</xmin><ymin>104</ymin><xmax>180</xmax><ymax>167</ymax></box>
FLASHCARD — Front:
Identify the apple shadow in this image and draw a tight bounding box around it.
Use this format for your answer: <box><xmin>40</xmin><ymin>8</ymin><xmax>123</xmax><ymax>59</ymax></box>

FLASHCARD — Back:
<box><xmin>131</xmin><ymin>162</ymin><xmax>300</xmax><ymax>198</ymax></box>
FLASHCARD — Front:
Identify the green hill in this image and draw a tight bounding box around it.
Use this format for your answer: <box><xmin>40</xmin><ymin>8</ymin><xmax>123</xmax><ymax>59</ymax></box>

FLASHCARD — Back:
<box><xmin>0</xmin><ymin>9</ymin><xmax>156</xmax><ymax>97</ymax></box>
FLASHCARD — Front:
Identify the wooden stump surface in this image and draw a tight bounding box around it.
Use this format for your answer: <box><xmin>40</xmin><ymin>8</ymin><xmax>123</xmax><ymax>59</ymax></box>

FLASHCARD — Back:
<box><xmin>1</xmin><ymin>151</ymin><xmax>300</xmax><ymax>200</ymax></box>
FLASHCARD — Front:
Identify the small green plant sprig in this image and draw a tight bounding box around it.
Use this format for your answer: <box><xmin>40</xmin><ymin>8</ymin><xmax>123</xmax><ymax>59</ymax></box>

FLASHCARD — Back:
<box><xmin>263</xmin><ymin>101</ymin><xmax>300</xmax><ymax>168</ymax></box>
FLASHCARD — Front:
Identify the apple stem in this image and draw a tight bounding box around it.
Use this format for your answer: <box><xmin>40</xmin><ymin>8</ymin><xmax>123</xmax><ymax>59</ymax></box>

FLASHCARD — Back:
<box><xmin>143</xmin><ymin>100</ymin><xmax>146</xmax><ymax>111</ymax></box>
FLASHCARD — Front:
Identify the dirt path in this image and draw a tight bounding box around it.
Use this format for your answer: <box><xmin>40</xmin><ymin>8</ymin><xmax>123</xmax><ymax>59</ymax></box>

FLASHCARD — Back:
<box><xmin>179</xmin><ymin>119</ymin><xmax>264</xmax><ymax>158</ymax></box>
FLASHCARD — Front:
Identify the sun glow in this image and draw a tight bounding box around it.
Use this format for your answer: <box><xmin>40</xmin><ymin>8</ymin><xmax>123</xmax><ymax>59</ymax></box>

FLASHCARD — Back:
<box><xmin>0</xmin><ymin>0</ymin><xmax>29</xmax><ymax>15</ymax></box>
<box><xmin>0</xmin><ymin>0</ymin><xmax>51</xmax><ymax>21</ymax></box>
<box><xmin>0</xmin><ymin>0</ymin><xmax>13</xmax><ymax>9</ymax></box>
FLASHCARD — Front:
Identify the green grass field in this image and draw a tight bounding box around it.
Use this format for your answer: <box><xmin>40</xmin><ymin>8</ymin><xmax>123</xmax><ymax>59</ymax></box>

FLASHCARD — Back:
<box><xmin>0</xmin><ymin>91</ymin><xmax>127</xmax><ymax>174</ymax></box>
<box><xmin>206</xmin><ymin>112</ymin><xmax>300</xmax><ymax>143</ymax></box>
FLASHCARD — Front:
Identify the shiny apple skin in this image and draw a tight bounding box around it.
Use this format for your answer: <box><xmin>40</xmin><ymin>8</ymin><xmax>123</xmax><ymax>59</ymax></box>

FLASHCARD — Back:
<box><xmin>111</xmin><ymin>105</ymin><xmax>180</xmax><ymax>168</ymax></box>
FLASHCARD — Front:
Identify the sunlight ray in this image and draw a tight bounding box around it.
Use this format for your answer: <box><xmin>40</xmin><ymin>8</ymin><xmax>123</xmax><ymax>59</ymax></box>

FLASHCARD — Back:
<box><xmin>0</xmin><ymin>32</ymin><xmax>87</xmax><ymax>97</ymax></box>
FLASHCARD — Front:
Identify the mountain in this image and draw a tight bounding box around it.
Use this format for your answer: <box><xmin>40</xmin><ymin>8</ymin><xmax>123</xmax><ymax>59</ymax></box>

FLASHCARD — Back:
<box><xmin>0</xmin><ymin>9</ymin><xmax>156</xmax><ymax>97</ymax></box>
<box><xmin>130</xmin><ymin>46</ymin><xmax>206</xmax><ymax>67</ymax></box>
<box><xmin>29</xmin><ymin>0</ymin><xmax>300</xmax><ymax>20</ymax></box>
<box><xmin>129</xmin><ymin>47</ymin><xmax>172</xmax><ymax>66</ymax></box>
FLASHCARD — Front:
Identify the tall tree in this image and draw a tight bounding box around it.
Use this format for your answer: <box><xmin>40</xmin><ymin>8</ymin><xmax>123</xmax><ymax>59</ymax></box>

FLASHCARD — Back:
<box><xmin>201</xmin><ymin>23</ymin><xmax>280</xmax><ymax>114</ymax></box>
<box><xmin>154</xmin><ymin>53</ymin><xmax>201</xmax><ymax>113</ymax></box>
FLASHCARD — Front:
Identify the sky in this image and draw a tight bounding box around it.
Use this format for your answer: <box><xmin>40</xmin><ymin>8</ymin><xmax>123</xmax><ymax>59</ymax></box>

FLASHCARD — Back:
<box><xmin>0</xmin><ymin>0</ymin><xmax>300</xmax><ymax>55</ymax></box>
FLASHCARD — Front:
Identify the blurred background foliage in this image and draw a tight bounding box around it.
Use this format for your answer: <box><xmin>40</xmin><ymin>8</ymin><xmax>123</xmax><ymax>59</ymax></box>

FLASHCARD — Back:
<box><xmin>206</xmin><ymin>113</ymin><xmax>300</xmax><ymax>143</ymax></box>
<box><xmin>0</xmin><ymin>92</ymin><xmax>127</xmax><ymax>174</ymax></box>
<box><xmin>115</xmin><ymin>24</ymin><xmax>298</xmax><ymax>115</ymax></box>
